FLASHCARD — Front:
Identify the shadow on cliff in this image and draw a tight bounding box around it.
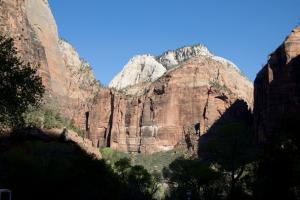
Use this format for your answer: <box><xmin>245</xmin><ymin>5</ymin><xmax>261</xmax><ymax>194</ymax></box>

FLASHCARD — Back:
<box><xmin>252</xmin><ymin>55</ymin><xmax>300</xmax><ymax>200</ymax></box>
<box><xmin>164</xmin><ymin>46</ymin><xmax>300</xmax><ymax>200</ymax></box>
<box><xmin>197</xmin><ymin>99</ymin><xmax>254</xmax><ymax>157</ymax></box>
<box><xmin>0</xmin><ymin>128</ymin><xmax>130</xmax><ymax>200</ymax></box>
<box><xmin>254</xmin><ymin>54</ymin><xmax>300</xmax><ymax>141</ymax></box>
<box><xmin>163</xmin><ymin>100</ymin><xmax>256</xmax><ymax>200</ymax></box>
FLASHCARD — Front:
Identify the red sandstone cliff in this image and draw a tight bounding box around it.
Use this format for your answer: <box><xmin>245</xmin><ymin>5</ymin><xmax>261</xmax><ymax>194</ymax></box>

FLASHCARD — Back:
<box><xmin>0</xmin><ymin>0</ymin><xmax>253</xmax><ymax>154</ymax></box>
<box><xmin>89</xmin><ymin>55</ymin><xmax>253</xmax><ymax>154</ymax></box>
<box><xmin>254</xmin><ymin>25</ymin><xmax>300</xmax><ymax>141</ymax></box>
<box><xmin>0</xmin><ymin>0</ymin><xmax>101</xmax><ymax>130</ymax></box>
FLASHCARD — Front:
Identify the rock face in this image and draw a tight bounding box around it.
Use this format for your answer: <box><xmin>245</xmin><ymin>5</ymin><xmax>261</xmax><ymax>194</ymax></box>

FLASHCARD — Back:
<box><xmin>157</xmin><ymin>44</ymin><xmax>211</xmax><ymax>69</ymax></box>
<box><xmin>0</xmin><ymin>0</ymin><xmax>254</xmax><ymax>154</ymax></box>
<box><xmin>110</xmin><ymin>44</ymin><xmax>243</xmax><ymax>91</ymax></box>
<box><xmin>109</xmin><ymin>55</ymin><xmax>166</xmax><ymax>90</ymax></box>
<box><xmin>90</xmin><ymin>51</ymin><xmax>253</xmax><ymax>154</ymax></box>
<box><xmin>254</xmin><ymin>26</ymin><xmax>300</xmax><ymax>141</ymax></box>
<box><xmin>0</xmin><ymin>0</ymin><xmax>101</xmax><ymax>129</ymax></box>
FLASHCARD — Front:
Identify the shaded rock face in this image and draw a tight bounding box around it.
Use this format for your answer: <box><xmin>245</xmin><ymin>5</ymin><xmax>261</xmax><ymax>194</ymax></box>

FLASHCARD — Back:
<box><xmin>254</xmin><ymin>26</ymin><xmax>300</xmax><ymax>141</ymax></box>
<box><xmin>90</xmin><ymin>55</ymin><xmax>253</xmax><ymax>154</ymax></box>
<box><xmin>0</xmin><ymin>0</ymin><xmax>100</xmax><ymax>129</ymax></box>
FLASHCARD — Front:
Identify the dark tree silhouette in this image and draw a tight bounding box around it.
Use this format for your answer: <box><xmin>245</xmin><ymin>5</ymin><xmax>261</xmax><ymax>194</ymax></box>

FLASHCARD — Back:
<box><xmin>163</xmin><ymin>157</ymin><xmax>221</xmax><ymax>200</ymax></box>
<box><xmin>254</xmin><ymin>113</ymin><xmax>300</xmax><ymax>200</ymax></box>
<box><xmin>201</xmin><ymin>122</ymin><xmax>256</xmax><ymax>200</ymax></box>
<box><xmin>0</xmin><ymin>34</ymin><xmax>44</xmax><ymax>130</ymax></box>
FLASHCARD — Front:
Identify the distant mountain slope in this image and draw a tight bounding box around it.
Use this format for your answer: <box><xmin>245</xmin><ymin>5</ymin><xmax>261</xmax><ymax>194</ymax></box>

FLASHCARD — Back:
<box><xmin>109</xmin><ymin>44</ymin><xmax>242</xmax><ymax>90</ymax></box>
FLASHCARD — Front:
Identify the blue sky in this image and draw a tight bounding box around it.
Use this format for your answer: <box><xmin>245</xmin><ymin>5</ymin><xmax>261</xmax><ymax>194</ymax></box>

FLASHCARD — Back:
<box><xmin>49</xmin><ymin>0</ymin><xmax>300</xmax><ymax>85</ymax></box>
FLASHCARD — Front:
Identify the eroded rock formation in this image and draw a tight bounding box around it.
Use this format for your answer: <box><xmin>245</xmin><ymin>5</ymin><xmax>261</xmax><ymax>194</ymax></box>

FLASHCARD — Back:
<box><xmin>109</xmin><ymin>55</ymin><xmax>166</xmax><ymax>90</ymax></box>
<box><xmin>0</xmin><ymin>0</ymin><xmax>254</xmax><ymax>154</ymax></box>
<box><xmin>254</xmin><ymin>25</ymin><xmax>300</xmax><ymax>141</ymax></box>
<box><xmin>90</xmin><ymin>51</ymin><xmax>253</xmax><ymax>154</ymax></box>
<box><xmin>109</xmin><ymin>44</ymin><xmax>243</xmax><ymax>91</ymax></box>
<box><xmin>0</xmin><ymin>0</ymin><xmax>101</xmax><ymax>130</ymax></box>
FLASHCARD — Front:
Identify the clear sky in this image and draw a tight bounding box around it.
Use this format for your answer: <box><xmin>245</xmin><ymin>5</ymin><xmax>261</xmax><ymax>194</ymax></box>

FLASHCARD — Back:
<box><xmin>49</xmin><ymin>0</ymin><xmax>300</xmax><ymax>85</ymax></box>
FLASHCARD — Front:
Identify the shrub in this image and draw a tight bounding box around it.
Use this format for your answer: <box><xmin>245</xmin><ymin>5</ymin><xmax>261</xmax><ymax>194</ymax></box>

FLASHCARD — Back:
<box><xmin>23</xmin><ymin>106</ymin><xmax>83</xmax><ymax>136</ymax></box>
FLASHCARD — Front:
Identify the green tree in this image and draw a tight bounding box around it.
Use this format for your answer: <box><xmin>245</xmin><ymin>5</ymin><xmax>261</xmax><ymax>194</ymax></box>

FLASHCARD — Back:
<box><xmin>202</xmin><ymin>122</ymin><xmax>256</xmax><ymax>200</ymax></box>
<box><xmin>0</xmin><ymin>34</ymin><xmax>44</xmax><ymax>130</ymax></box>
<box><xmin>115</xmin><ymin>157</ymin><xmax>131</xmax><ymax>180</ymax></box>
<box><xmin>113</xmin><ymin>157</ymin><xmax>160</xmax><ymax>200</ymax></box>
<box><xmin>254</xmin><ymin>114</ymin><xmax>300</xmax><ymax>200</ymax></box>
<box><xmin>164</xmin><ymin>157</ymin><xmax>221</xmax><ymax>200</ymax></box>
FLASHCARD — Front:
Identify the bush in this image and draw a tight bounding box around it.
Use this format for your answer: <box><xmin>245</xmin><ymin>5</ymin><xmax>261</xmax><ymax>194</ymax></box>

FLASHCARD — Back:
<box><xmin>209</xmin><ymin>80</ymin><xmax>232</xmax><ymax>94</ymax></box>
<box><xmin>23</xmin><ymin>106</ymin><xmax>83</xmax><ymax>136</ymax></box>
<box><xmin>100</xmin><ymin>147</ymin><xmax>130</xmax><ymax>165</ymax></box>
<box><xmin>100</xmin><ymin>147</ymin><xmax>187</xmax><ymax>173</ymax></box>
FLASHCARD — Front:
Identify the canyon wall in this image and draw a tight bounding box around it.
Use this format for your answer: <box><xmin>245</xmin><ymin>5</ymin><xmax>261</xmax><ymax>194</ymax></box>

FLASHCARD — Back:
<box><xmin>0</xmin><ymin>0</ymin><xmax>101</xmax><ymax>130</ymax></box>
<box><xmin>254</xmin><ymin>25</ymin><xmax>300</xmax><ymax>141</ymax></box>
<box><xmin>90</xmin><ymin>53</ymin><xmax>253</xmax><ymax>154</ymax></box>
<box><xmin>0</xmin><ymin>0</ymin><xmax>254</xmax><ymax>154</ymax></box>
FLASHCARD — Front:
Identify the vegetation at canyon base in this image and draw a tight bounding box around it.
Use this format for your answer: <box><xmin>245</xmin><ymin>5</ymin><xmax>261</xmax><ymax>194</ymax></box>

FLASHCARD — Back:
<box><xmin>23</xmin><ymin>106</ymin><xmax>83</xmax><ymax>136</ymax></box>
<box><xmin>101</xmin><ymin>146</ymin><xmax>187</xmax><ymax>173</ymax></box>
<box><xmin>100</xmin><ymin>119</ymin><xmax>300</xmax><ymax>200</ymax></box>
<box><xmin>0</xmin><ymin>129</ymin><xmax>167</xmax><ymax>200</ymax></box>
<box><xmin>0</xmin><ymin>35</ymin><xmax>163</xmax><ymax>200</ymax></box>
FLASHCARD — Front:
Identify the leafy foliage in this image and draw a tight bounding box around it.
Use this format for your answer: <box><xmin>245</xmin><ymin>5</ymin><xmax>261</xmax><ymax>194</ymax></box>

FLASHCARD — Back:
<box><xmin>23</xmin><ymin>106</ymin><xmax>83</xmax><ymax>136</ymax></box>
<box><xmin>101</xmin><ymin>147</ymin><xmax>187</xmax><ymax>173</ymax></box>
<box><xmin>0</xmin><ymin>34</ymin><xmax>44</xmax><ymax>130</ymax></box>
<box><xmin>163</xmin><ymin>157</ymin><xmax>221</xmax><ymax>200</ymax></box>
<box><xmin>200</xmin><ymin>122</ymin><xmax>257</xmax><ymax>199</ymax></box>
<box><xmin>112</xmin><ymin>157</ymin><xmax>161</xmax><ymax>200</ymax></box>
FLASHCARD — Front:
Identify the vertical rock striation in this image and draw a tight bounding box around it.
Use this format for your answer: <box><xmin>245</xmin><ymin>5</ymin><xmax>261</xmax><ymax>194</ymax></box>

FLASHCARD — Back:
<box><xmin>0</xmin><ymin>0</ymin><xmax>254</xmax><ymax>154</ymax></box>
<box><xmin>92</xmin><ymin>52</ymin><xmax>253</xmax><ymax>154</ymax></box>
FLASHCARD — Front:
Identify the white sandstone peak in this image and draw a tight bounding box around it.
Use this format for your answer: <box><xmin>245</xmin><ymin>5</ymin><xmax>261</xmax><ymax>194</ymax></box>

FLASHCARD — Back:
<box><xmin>109</xmin><ymin>55</ymin><xmax>166</xmax><ymax>90</ymax></box>
<box><xmin>156</xmin><ymin>44</ymin><xmax>212</xmax><ymax>69</ymax></box>
<box><xmin>109</xmin><ymin>44</ymin><xmax>242</xmax><ymax>90</ymax></box>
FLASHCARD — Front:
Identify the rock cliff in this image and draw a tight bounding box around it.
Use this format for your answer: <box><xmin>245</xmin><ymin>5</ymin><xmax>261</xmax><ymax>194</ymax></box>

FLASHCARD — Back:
<box><xmin>254</xmin><ymin>25</ymin><xmax>300</xmax><ymax>141</ymax></box>
<box><xmin>0</xmin><ymin>0</ymin><xmax>101</xmax><ymax>130</ymax></box>
<box><xmin>109</xmin><ymin>55</ymin><xmax>166</xmax><ymax>90</ymax></box>
<box><xmin>0</xmin><ymin>0</ymin><xmax>254</xmax><ymax>154</ymax></box>
<box><xmin>90</xmin><ymin>50</ymin><xmax>253</xmax><ymax>154</ymax></box>
<box><xmin>109</xmin><ymin>44</ymin><xmax>243</xmax><ymax>91</ymax></box>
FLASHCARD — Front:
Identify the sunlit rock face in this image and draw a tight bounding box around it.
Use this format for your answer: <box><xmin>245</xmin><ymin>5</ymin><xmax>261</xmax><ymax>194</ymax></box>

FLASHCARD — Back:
<box><xmin>109</xmin><ymin>44</ymin><xmax>243</xmax><ymax>92</ymax></box>
<box><xmin>0</xmin><ymin>0</ymin><xmax>101</xmax><ymax>129</ymax></box>
<box><xmin>25</xmin><ymin>0</ymin><xmax>67</xmax><ymax>96</ymax></box>
<box><xmin>91</xmin><ymin>47</ymin><xmax>253</xmax><ymax>154</ymax></box>
<box><xmin>156</xmin><ymin>44</ymin><xmax>211</xmax><ymax>69</ymax></box>
<box><xmin>254</xmin><ymin>26</ymin><xmax>300</xmax><ymax>141</ymax></box>
<box><xmin>109</xmin><ymin>55</ymin><xmax>167</xmax><ymax>90</ymax></box>
<box><xmin>0</xmin><ymin>0</ymin><xmax>254</xmax><ymax>154</ymax></box>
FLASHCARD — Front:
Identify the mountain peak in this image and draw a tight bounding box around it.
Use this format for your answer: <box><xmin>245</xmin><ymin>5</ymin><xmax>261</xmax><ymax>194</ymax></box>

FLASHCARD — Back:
<box><xmin>109</xmin><ymin>44</ymin><xmax>243</xmax><ymax>90</ymax></box>
<box><xmin>109</xmin><ymin>54</ymin><xmax>166</xmax><ymax>90</ymax></box>
<box><xmin>156</xmin><ymin>44</ymin><xmax>211</xmax><ymax>69</ymax></box>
